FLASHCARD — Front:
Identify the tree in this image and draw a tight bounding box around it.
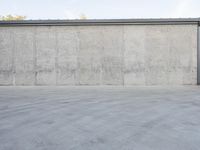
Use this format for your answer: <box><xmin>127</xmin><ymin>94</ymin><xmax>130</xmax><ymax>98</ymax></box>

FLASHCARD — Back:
<box><xmin>79</xmin><ymin>14</ymin><xmax>87</xmax><ymax>20</ymax></box>
<box><xmin>0</xmin><ymin>15</ymin><xmax>26</xmax><ymax>21</ymax></box>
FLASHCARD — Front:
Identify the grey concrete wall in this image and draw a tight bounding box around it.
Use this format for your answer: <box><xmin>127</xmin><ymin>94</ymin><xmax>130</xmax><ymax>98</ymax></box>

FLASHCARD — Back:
<box><xmin>198</xmin><ymin>26</ymin><xmax>200</xmax><ymax>85</ymax></box>
<box><xmin>0</xmin><ymin>25</ymin><xmax>197</xmax><ymax>85</ymax></box>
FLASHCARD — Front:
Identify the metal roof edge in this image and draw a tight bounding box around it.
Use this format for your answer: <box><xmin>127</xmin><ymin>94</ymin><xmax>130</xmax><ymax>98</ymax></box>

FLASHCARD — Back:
<box><xmin>0</xmin><ymin>18</ymin><xmax>200</xmax><ymax>26</ymax></box>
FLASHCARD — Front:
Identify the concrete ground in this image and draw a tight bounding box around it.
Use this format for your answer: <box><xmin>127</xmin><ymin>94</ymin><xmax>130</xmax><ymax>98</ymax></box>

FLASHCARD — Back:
<box><xmin>0</xmin><ymin>86</ymin><xmax>200</xmax><ymax>150</ymax></box>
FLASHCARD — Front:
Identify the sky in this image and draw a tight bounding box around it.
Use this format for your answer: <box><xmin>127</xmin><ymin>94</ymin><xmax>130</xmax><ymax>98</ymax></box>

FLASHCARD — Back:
<box><xmin>0</xmin><ymin>0</ymin><xmax>200</xmax><ymax>19</ymax></box>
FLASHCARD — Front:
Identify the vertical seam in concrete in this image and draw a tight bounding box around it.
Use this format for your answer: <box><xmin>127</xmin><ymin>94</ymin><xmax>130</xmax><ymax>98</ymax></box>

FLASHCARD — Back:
<box><xmin>144</xmin><ymin>26</ymin><xmax>148</xmax><ymax>85</ymax></box>
<box><xmin>197</xmin><ymin>25</ymin><xmax>200</xmax><ymax>85</ymax></box>
<box><xmin>11</xmin><ymin>28</ymin><xmax>16</xmax><ymax>86</ymax></box>
<box><xmin>33</xmin><ymin>27</ymin><xmax>37</xmax><ymax>85</ymax></box>
<box><xmin>76</xmin><ymin>27</ymin><xmax>80</xmax><ymax>85</ymax></box>
<box><xmin>55</xmin><ymin>27</ymin><xmax>58</xmax><ymax>85</ymax></box>
<box><xmin>166</xmin><ymin>25</ymin><xmax>170</xmax><ymax>85</ymax></box>
<box><xmin>75</xmin><ymin>27</ymin><xmax>78</xmax><ymax>85</ymax></box>
<box><xmin>101</xmin><ymin>26</ymin><xmax>105</xmax><ymax>85</ymax></box>
<box><xmin>122</xmin><ymin>25</ymin><xmax>125</xmax><ymax>86</ymax></box>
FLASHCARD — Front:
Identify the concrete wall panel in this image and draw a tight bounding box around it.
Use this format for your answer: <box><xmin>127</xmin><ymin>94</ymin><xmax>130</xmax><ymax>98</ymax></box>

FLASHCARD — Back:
<box><xmin>124</xmin><ymin>26</ymin><xmax>146</xmax><ymax>85</ymax></box>
<box><xmin>0</xmin><ymin>27</ymin><xmax>13</xmax><ymax>85</ymax></box>
<box><xmin>56</xmin><ymin>27</ymin><xmax>77</xmax><ymax>85</ymax></box>
<box><xmin>144</xmin><ymin>26</ymin><xmax>170</xmax><ymax>85</ymax></box>
<box><xmin>35</xmin><ymin>27</ymin><xmax>56</xmax><ymax>85</ymax></box>
<box><xmin>14</xmin><ymin>27</ymin><xmax>35</xmax><ymax>85</ymax></box>
<box><xmin>77</xmin><ymin>26</ymin><xmax>103</xmax><ymax>85</ymax></box>
<box><xmin>124</xmin><ymin>25</ymin><xmax>197</xmax><ymax>85</ymax></box>
<box><xmin>102</xmin><ymin>26</ymin><xmax>124</xmax><ymax>85</ymax></box>
<box><xmin>167</xmin><ymin>25</ymin><xmax>197</xmax><ymax>85</ymax></box>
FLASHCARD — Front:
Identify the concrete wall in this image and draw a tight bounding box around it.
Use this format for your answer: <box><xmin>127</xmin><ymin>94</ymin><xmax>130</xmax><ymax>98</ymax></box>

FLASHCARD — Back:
<box><xmin>0</xmin><ymin>25</ymin><xmax>197</xmax><ymax>85</ymax></box>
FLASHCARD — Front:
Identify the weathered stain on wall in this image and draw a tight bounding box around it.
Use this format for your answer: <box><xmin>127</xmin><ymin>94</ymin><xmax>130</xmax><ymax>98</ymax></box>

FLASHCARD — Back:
<box><xmin>0</xmin><ymin>25</ymin><xmax>197</xmax><ymax>85</ymax></box>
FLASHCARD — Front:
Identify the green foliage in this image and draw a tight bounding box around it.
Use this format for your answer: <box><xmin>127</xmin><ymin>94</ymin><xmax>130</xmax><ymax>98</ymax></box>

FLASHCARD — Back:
<box><xmin>0</xmin><ymin>15</ymin><xmax>26</xmax><ymax>21</ymax></box>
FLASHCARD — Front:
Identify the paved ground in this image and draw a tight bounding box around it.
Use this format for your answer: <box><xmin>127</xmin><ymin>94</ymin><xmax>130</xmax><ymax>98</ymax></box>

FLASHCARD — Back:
<box><xmin>0</xmin><ymin>86</ymin><xmax>200</xmax><ymax>150</ymax></box>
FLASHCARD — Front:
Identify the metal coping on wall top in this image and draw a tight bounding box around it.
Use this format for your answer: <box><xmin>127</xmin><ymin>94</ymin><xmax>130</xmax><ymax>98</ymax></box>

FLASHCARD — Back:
<box><xmin>0</xmin><ymin>18</ymin><xmax>200</xmax><ymax>26</ymax></box>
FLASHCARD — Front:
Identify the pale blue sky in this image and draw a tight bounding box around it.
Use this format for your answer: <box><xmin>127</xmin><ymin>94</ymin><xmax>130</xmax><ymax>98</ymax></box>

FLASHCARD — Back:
<box><xmin>0</xmin><ymin>0</ymin><xmax>200</xmax><ymax>19</ymax></box>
